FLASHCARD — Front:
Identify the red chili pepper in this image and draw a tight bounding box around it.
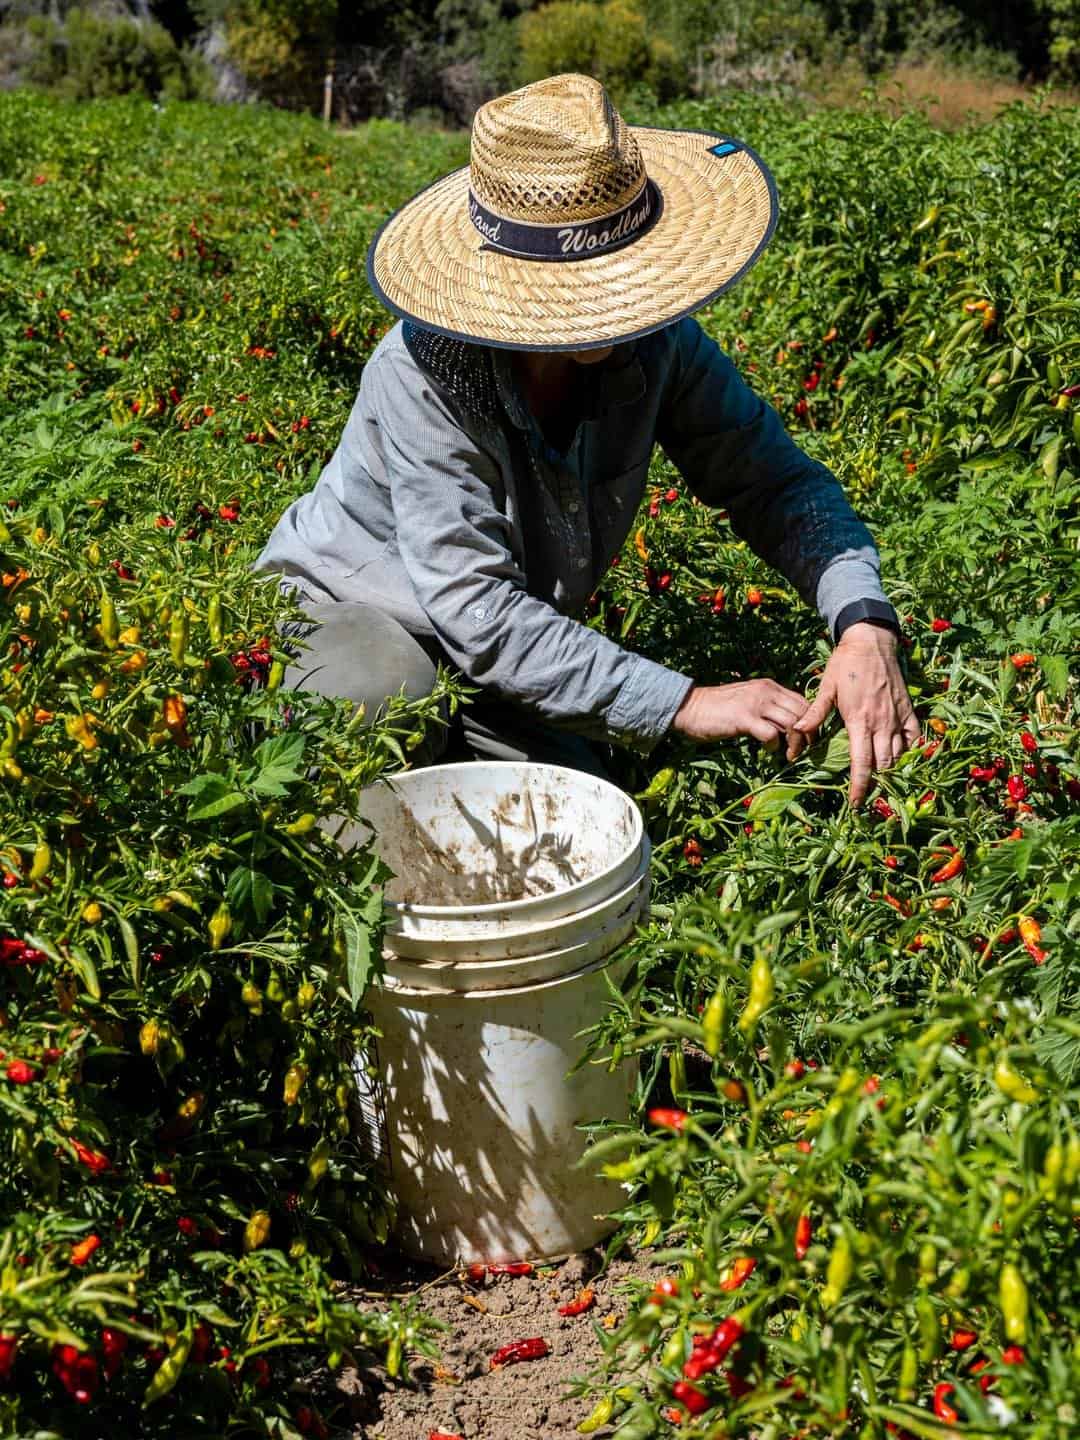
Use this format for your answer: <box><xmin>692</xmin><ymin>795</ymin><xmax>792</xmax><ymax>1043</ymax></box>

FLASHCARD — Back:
<box><xmin>969</xmin><ymin>764</ymin><xmax>997</xmax><ymax>782</ymax></box>
<box><xmin>950</xmin><ymin>1328</ymin><xmax>978</xmax><ymax>1351</ymax></box>
<box><xmin>672</xmin><ymin>1380</ymin><xmax>710</xmax><ymax>1414</ymax></box>
<box><xmin>871</xmin><ymin>796</ymin><xmax>897</xmax><ymax>821</ymax></box>
<box><xmin>1011</xmin><ymin>652</ymin><xmax>1036</xmax><ymax>669</ymax></box>
<box><xmin>794</xmin><ymin>1212</ymin><xmax>812</xmax><ymax>1260</ymax></box>
<box><xmin>487</xmin><ymin>1262</ymin><xmax>533</xmax><ymax>1277</ymax></box>
<box><xmin>0</xmin><ymin>1333</ymin><xmax>18</xmax><ymax>1380</ymax></box>
<box><xmin>1019</xmin><ymin>730</ymin><xmax>1037</xmax><ymax>754</ymax></box>
<box><xmin>709</xmin><ymin>1316</ymin><xmax>744</xmax><ymax>1359</ymax></box>
<box><xmin>70</xmin><ymin>1139</ymin><xmax>111</xmax><ymax>1174</ymax></box>
<box><xmin>5</xmin><ymin>1059</ymin><xmax>38</xmax><ymax>1084</ymax></box>
<box><xmin>189</xmin><ymin>1323</ymin><xmax>213</xmax><ymax>1366</ymax></box>
<box><xmin>1018</xmin><ymin>916</ymin><xmax>1048</xmax><ymax>965</ymax></box>
<box><xmin>1001</xmin><ymin>1345</ymin><xmax>1026</xmax><ymax>1365</ymax></box>
<box><xmin>466</xmin><ymin>1262</ymin><xmax>486</xmax><ymax>1283</ymax></box>
<box><xmin>933</xmin><ymin>1382</ymin><xmax>958</xmax><ymax>1423</ymax></box>
<box><xmin>682</xmin><ymin>1350</ymin><xmax>720</xmax><ymax>1381</ymax></box>
<box><xmin>651</xmin><ymin>1276</ymin><xmax>680</xmax><ymax>1303</ymax></box>
<box><xmin>101</xmin><ymin>1326</ymin><xmax>128</xmax><ymax>1380</ymax></box>
<box><xmin>725</xmin><ymin>1369</ymin><xmax>754</xmax><ymax>1399</ymax></box>
<box><xmin>930</xmin><ymin>617</ymin><xmax>952</xmax><ymax>633</ymax></box>
<box><xmin>558</xmin><ymin>1286</ymin><xmax>596</xmax><ymax>1316</ymax></box>
<box><xmin>1006</xmin><ymin>775</ymin><xmax>1028</xmax><ymax>802</ymax></box>
<box><xmin>930</xmin><ymin>852</ymin><xmax>965</xmax><ymax>884</ymax></box>
<box><xmin>968</xmin><ymin>1355</ymin><xmax>994</xmax><ymax>1392</ymax></box>
<box><xmin>719</xmin><ymin>1257</ymin><xmax>756</xmax><ymax>1292</ymax></box>
<box><xmin>429</xmin><ymin>1433</ymin><xmax>465</xmax><ymax>1440</ymax></box>
<box><xmin>70</xmin><ymin>1234</ymin><xmax>101</xmax><ymax>1267</ymax></box>
<box><xmin>490</xmin><ymin>1337</ymin><xmax>549</xmax><ymax>1369</ymax></box>
<box><xmin>51</xmin><ymin>1343</ymin><xmax>99</xmax><ymax>1403</ymax></box>
<box><xmin>648</xmin><ymin>1108</ymin><xmax>689</xmax><ymax>1132</ymax></box>
<box><xmin>879</xmin><ymin>891</ymin><xmax>913</xmax><ymax>917</ymax></box>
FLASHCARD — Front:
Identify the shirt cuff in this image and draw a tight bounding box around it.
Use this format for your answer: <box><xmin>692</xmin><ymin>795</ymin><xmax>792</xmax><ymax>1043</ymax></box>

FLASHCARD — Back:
<box><xmin>814</xmin><ymin>551</ymin><xmax>888</xmax><ymax>638</ymax></box>
<box><xmin>606</xmin><ymin>654</ymin><xmax>695</xmax><ymax>753</ymax></box>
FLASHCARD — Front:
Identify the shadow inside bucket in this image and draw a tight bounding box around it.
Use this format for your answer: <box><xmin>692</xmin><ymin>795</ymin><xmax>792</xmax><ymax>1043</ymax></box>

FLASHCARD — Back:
<box><xmin>383</xmin><ymin>788</ymin><xmax>582</xmax><ymax>907</ymax></box>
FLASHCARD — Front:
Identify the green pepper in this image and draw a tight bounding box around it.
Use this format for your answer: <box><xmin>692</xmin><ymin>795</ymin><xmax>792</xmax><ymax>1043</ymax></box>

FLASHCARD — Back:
<box><xmin>206</xmin><ymin>593</ymin><xmax>224</xmax><ymax>647</ymax></box>
<box><xmin>100</xmin><ymin>592</ymin><xmax>119</xmax><ymax>650</ymax></box>
<box><xmin>917</xmin><ymin>1293</ymin><xmax>940</xmax><ymax>1362</ymax></box>
<box><xmin>143</xmin><ymin>1329</ymin><xmax>193</xmax><ymax>1407</ymax></box>
<box><xmin>738</xmin><ymin>955</ymin><xmax>775</xmax><ymax>1034</ymax></box>
<box><xmin>701</xmin><ymin>989</ymin><xmax>727</xmax><ymax>1058</ymax></box>
<box><xmin>821</xmin><ymin>1231</ymin><xmax>853</xmax><ymax>1308</ymax></box>
<box><xmin>169</xmin><ymin>610</ymin><xmax>190</xmax><ymax>666</ymax></box>
<box><xmin>29</xmin><ymin>840</ymin><xmax>51</xmax><ymax>882</ymax></box>
<box><xmin>898</xmin><ymin>1339</ymin><xmax>918</xmax><ymax>1401</ymax></box>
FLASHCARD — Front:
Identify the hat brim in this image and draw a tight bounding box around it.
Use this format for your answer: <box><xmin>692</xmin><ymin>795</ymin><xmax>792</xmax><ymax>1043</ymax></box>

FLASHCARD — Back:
<box><xmin>365</xmin><ymin>127</ymin><xmax>778</xmax><ymax>352</ymax></box>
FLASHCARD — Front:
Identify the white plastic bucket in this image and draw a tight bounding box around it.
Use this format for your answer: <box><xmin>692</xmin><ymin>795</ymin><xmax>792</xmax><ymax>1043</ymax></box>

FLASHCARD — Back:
<box><xmin>349</xmin><ymin>762</ymin><xmax>647</xmax><ymax>1265</ymax></box>
<box><xmin>335</xmin><ymin>761</ymin><xmax>645</xmax><ymax>959</ymax></box>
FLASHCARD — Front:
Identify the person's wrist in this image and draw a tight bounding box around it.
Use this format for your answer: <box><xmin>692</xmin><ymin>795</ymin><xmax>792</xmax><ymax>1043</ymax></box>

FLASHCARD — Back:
<box><xmin>672</xmin><ymin>683</ymin><xmax>701</xmax><ymax>735</ymax></box>
<box><xmin>832</xmin><ymin>598</ymin><xmax>900</xmax><ymax>643</ymax></box>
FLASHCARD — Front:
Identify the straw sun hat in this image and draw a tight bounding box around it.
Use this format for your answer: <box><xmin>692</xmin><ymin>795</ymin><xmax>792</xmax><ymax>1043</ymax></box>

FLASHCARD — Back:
<box><xmin>365</xmin><ymin>72</ymin><xmax>777</xmax><ymax>352</ymax></box>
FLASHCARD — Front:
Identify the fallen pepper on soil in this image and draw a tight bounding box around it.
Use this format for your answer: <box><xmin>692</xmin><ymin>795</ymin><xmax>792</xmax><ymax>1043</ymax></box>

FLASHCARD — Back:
<box><xmin>490</xmin><ymin>1337</ymin><xmax>549</xmax><ymax>1369</ymax></box>
<box><xmin>558</xmin><ymin>1286</ymin><xmax>596</xmax><ymax>1316</ymax></box>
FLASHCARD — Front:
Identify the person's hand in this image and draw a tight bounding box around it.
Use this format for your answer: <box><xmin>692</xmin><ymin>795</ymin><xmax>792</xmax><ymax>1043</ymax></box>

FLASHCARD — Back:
<box><xmin>788</xmin><ymin>621</ymin><xmax>921</xmax><ymax>807</ymax></box>
<box><xmin>672</xmin><ymin>679</ymin><xmax>810</xmax><ymax>748</ymax></box>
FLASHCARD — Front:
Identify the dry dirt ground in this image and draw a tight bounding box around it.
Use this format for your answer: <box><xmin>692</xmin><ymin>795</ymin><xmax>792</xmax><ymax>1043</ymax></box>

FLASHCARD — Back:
<box><xmin>327</xmin><ymin>1246</ymin><xmax>662</xmax><ymax>1439</ymax></box>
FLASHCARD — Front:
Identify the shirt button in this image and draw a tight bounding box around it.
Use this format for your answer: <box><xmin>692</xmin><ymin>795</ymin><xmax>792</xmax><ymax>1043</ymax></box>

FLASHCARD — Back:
<box><xmin>567</xmin><ymin>500</ymin><xmax>580</xmax><ymax>514</ymax></box>
<box><xmin>574</xmin><ymin>556</ymin><xmax>588</xmax><ymax>570</ymax></box>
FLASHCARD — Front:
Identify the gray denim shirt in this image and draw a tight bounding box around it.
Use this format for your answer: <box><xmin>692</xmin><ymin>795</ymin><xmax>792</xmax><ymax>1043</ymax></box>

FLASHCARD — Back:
<box><xmin>255</xmin><ymin>317</ymin><xmax>888</xmax><ymax>752</ymax></box>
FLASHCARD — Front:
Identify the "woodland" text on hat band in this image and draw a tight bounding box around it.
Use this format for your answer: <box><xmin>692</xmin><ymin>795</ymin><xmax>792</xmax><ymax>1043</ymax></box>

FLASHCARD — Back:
<box><xmin>468</xmin><ymin>179</ymin><xmax>663</xmax><ymax>262</ymax></box>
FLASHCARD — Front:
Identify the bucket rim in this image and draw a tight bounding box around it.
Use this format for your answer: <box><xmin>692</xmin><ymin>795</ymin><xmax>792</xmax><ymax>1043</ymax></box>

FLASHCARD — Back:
<box><xmin>373</xmin><ymin>940</ymin><xmax>636</xmax><ymax>1000</ymax></box>
<box><xmin>360</xmin><ymin>760</ymin><xmax>644</xmax><ymax>920</ymax></box>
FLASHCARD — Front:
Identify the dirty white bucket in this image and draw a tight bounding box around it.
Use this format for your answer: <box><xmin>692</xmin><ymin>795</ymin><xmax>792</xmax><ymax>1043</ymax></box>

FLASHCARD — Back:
<box><xmin>336</xmin><ymin>761</ymin><xmax>645</xmax><ymax>960</ymax></box>
<box><xmin>348</xmin><ymin>762</ymin><xmax>647</xmax><ymax>1265</ymax></box>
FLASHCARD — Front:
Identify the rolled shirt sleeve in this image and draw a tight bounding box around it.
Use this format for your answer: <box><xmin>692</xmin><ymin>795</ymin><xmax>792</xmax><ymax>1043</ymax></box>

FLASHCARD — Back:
<box><xmin>656</xmin><ymin>318</ymin><xmax>891</xmax><ymax>637</ymax></box>
<box><xmin>367</xmin><ymin>347</ymin><xmax>693</xmax><ymax>752</ymax></box>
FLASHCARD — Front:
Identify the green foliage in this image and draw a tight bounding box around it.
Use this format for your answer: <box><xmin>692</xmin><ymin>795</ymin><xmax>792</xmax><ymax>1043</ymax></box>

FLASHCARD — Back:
<box><xmin>0</xmin><ymin>92</ymin><xmax>465</xmax><ymax>1436</ymax></box>
<box><xmin>519</xmin><ymin>0</ymin><xmax>682</xmax><ymax>99</ymax></box>
<box><xmin>20</xmin><ymin>8</ymin><xmax>208</xmax><ymax>101</ymax></box>
<box><xmin>2</xmin><ymin>82</ymin><xmax>1080</xmax><ymax>1436</ymax></box>
<box><xmin>564</xmin><ymin>89</ymin><xmax>1080</xmax><ymax>1435</ymax></box>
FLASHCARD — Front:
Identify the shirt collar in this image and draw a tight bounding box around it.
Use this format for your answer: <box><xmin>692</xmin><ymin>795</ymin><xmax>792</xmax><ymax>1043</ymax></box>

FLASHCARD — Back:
<box><xmin>491</xmin><ymin>343</ymin><xmax>647</xmax><ymax>432</ymax></box>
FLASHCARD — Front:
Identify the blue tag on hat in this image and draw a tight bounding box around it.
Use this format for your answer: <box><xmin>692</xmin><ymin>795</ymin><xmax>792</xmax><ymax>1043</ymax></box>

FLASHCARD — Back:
<box><xmin>708</xmin><ymin>141</ymin><xmax>739</xmax><ymax>158</ymax></box>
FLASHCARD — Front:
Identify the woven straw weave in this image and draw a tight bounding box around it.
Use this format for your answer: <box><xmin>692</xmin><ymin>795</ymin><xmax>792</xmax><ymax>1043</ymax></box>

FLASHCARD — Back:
<box><xmin>470</xmin><ymin>75</ymin><xmax>645</xmax><ymax>223</ymax></box>
<box><xmin>367</xmin><ymin>73</ymin><xmax>777</xmax><ymax>351</ymax></box>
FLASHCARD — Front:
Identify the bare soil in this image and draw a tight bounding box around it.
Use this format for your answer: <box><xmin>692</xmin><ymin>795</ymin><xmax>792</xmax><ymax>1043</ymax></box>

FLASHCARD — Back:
<box><xmin>331</xmin><ymin>1246</ymin><xmax>660</xmax><ymax>1439</ymax></box>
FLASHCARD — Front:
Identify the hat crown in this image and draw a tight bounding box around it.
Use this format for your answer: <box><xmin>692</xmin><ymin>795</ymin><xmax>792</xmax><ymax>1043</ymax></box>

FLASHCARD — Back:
<box><xmin>469</xmin><ymin>74</ymin><xmax>646</xmax><ymax>225</ymax></box>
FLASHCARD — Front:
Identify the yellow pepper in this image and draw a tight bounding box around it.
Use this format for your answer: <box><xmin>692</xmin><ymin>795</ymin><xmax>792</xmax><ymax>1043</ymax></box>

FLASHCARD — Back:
<box><xmin>207</xmin><ymin>903</ymin><xmax>231</xmax><ymax>951</ymax></box>
<box><xmin>242</xmin><ymin>1209</ymin><xmax>272</xmax><ymax>1253</ymax></box>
